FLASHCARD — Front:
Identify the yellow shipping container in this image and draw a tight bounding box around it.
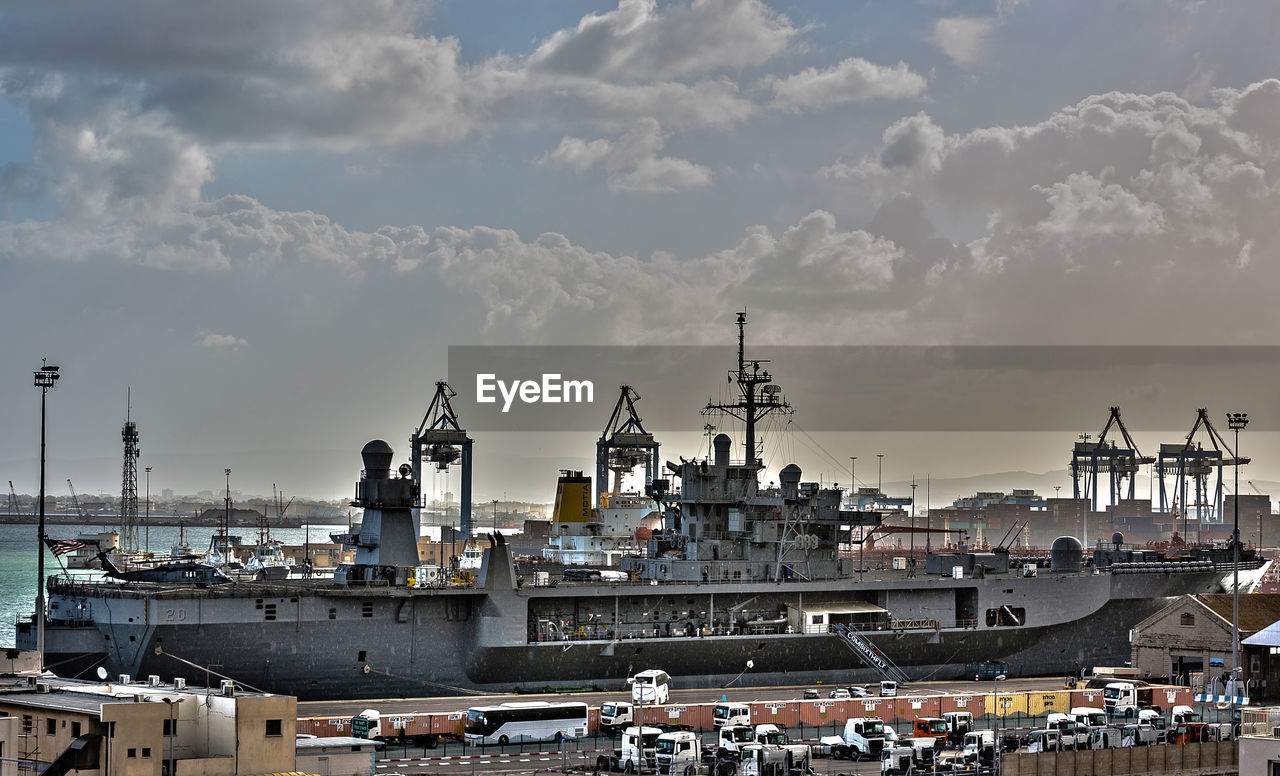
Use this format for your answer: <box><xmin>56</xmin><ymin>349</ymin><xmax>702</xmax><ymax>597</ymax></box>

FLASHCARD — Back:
<box><xmin>1027</xmin><ymin>691</ymin><xmax>1072</xmax><ymax>716</ymax></box>
<box><xmin>984</xmin><ymin>692</ymin><xmax>1028</xmax><ymax>718</ymax></box>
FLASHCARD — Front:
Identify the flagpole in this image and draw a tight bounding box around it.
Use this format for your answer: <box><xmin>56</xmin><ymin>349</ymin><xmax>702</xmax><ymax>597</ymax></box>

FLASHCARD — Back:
<box><xmin>34</xmin><ymin>360</ymin><xmax>61</xmax><ymax>675</ymax></box>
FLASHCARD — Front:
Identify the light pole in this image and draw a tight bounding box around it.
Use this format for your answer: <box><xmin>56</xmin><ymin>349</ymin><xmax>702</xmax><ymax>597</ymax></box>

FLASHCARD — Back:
<box><xmin>145</xmin><ymin>467</ymin><xmax>152</xmax><ymax>555</ymax></box>
<box><xmin>492</xmin><ymin>499</ymin><xmax>499</xmax><ymax>533</ymax></box>
<box><xmin>1228</xmin><ymin>411</ymin><xmax>1249</xmax><ymax>703</ymax></box>
<box><xmin>33</xmin><ymin>359</ymin><xmax>61</xmax><ymax>673</ymax></box>
<box><xmin>849</xmin><ymin>457</ymin><xmax>856</xmax><ymax>508</ymax></box>
<box><xmin>877</xmin><ymin>454</ymin><xmax>884</xmax><ymax>496</ymax></box>
<box><xmin>993</xmin><ymin>673</ymin><xmax>1007</xmax><ymax>773</ymax></box>
<box><xmin>910</xmin><ymin>476</ymin><xmax>917</xmax><ymax>559</ymax></box>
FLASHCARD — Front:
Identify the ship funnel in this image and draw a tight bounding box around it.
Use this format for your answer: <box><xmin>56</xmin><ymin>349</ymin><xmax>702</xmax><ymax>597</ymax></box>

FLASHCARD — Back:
<box><xmin>1050</xmin><ymin>535</ymin><xmax>1083</xmax><ymax>572</ymax></box>
<box><xmin>713</xmin><ymin>434</ymin><xmax>732</xmax><ymax>467</ymax></box>
<box><xmin>361</xmin><ymin>440</ymin><xmax>394</xmax><ymax>480</ymax></box>
<box><xmin>780</xmin><ymin>464</ymin><xmax>802</xmax><ymax>500</ymax></box>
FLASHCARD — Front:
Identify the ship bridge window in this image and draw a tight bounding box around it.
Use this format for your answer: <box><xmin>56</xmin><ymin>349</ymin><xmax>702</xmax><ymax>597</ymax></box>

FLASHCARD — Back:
<box><xmin>985</xmin><ymin>606</ymin><xmax>1026</xmax><ymax>627</ymax></box>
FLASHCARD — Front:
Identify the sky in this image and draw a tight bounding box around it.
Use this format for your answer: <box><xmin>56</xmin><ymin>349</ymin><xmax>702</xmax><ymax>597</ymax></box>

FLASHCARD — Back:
<box><xmin>2</xmin><ymin>0</ymin><xmax>1280</xmax><ymax>506</ymax></box>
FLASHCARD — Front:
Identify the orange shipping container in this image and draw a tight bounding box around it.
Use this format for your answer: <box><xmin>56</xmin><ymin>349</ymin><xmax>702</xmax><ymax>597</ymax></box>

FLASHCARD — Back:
<box><xmin>938</xmin><ymin>694</ymin><xmax>981</xmax><ymax>717</ymax></box>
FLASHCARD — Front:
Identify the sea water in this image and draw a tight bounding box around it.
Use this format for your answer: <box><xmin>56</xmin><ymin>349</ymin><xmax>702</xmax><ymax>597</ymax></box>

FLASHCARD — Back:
<box><xmin>0</xmin><ymin>523</ymin><xmax>344</xmax><ymax>647</ymax></box>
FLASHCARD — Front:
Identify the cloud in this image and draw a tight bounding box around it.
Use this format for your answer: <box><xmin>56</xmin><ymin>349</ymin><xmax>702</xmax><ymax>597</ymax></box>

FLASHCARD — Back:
<box><xmin>527</xmin><ymin>0</ymin><xmax>798</xmax><ymax>81</ymax></box>
<box><xmin>931</xmin><ymin>17</ymin><xmax>996</xmax><ymax>67</ymax></box>
<box><xmin>538</xmin><ymin>118</ymin><xmax>712</xmax><ymax>192</ymax></box>
<box><xmin>821</xmin><ymin>80</ymin><xmax>1280</xmax><ymax>342</ymax></box>
<box><xmin>761</xmin><ymin>58</ymin><xmax>927</xmax><ymax>113</ymax></box>
<box><xmin>199</xmin><ymin>332</ymin><xmax>249</xmax><ymax>350</ymax></box>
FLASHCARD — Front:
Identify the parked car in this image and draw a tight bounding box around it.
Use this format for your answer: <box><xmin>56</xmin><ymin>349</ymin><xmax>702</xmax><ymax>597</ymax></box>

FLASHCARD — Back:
<box><xmin>829</xmin><ymin>688</ymin><xmax>851</xmax><ymax>699</ymax></box>
<box><xmin>803</xmin><ymin>689</ymin><xmax>820</xmax><ymax>699</ymax></box>
<box><xmin>850</xmin><ymin>686</ymin><xmax>870</xmax><ymax>698</ymax></box>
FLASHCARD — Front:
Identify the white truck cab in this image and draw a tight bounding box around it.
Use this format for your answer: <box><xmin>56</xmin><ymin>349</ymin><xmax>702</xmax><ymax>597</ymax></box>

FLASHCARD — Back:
<box><xmin>844</xmin><ymin>717</ymin><xmax>888</xmax><ymax>760</ymax></box>
<box><xmin>963</xmin><ymin>730</ymin><xmax>995</xmax><ymax>764</ymax></box>
<box><xmin>601</xmin><ymin>701</ymin><xmax>635</xmax><ymax>733</ymax></box>
<box><xmin>717</xmin><ymin>725</ymin><xmax>757</xmax><ymax>754</ymax></box>
<box><xmin>1069</xmin><ymin>707</ymin><xmax>1108</xmax><ymax>730</ymax></box>
<box><xmin>654</xmin><ymin>730</ymin><xmax>699</xmax><ymax>775</ymax></box>
<box><xmin>713</xmin><ymin>703</ymin><xmax>751</xmax><ymax>729</ymax></box>
<box><xmin>1024</xmin><ymin>729</ymin><xmax>1061</xmax><ymax>753</ymax></box>
<box><xmin>1046</xmin><ymin>713</ymin><xmax>1087</xmax><ymax>749</ymax></box>
<box><xmin>879</xmin><ymin>681</ymin><xmax>899</xmax><ymax>697</ymax></box>
<box><xmin>621</xmin><ymin>726</ymin><xmax>662</xmax><ymax>771</ymax></box>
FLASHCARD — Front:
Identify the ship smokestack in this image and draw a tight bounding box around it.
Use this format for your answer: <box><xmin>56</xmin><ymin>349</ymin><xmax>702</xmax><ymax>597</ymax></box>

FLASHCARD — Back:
<box><xmin>713</xmin><ymin>434</ymin><xmax>732</xmax><ymax>467</ymax></box>
<box><xmin>362</xmin><ymin>440</ymin><xmax>394</xmax><ymax>480</ymax></box>
<box><xmin>780</xmin><ymin>463</ymin><xmax>802</xmax><ymax>500</ymax></box>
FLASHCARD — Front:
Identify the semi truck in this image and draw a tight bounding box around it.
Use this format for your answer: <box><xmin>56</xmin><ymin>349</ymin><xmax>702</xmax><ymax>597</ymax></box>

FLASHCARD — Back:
<box><xmin>595</xmin><ymin>726</ymin><xmax>662</xmax><ymax>773</ymax></box>
<box><xmin>654</xmin><ymin>731</ymin><xmax>701</xmax><ymax>775</ymax></box>
<box><xmin>1102</xmin><ymin>682</ymin><xmax>1164</xmax><ymax>717</ymax></box>
<box><xmin>349</xmin><ymin>708</ymin><xmax>444</xmax><ymax>748</ymax></box>
<box><xmin>839</xmin><ymin>717</ymin><xmax>888</xmax><ymax>760</ymax></box>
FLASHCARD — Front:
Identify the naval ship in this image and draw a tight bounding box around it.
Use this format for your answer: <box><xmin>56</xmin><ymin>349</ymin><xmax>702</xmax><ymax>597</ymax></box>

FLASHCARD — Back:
<box><xmin>19</xmin><ymin>314</ymin><xmax>1266</xmax><ymax>699</ymax></box>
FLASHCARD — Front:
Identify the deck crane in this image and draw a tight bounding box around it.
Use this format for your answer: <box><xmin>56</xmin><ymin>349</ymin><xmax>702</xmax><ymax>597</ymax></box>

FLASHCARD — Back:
<box><xmin>410</xmin><ymin>381</ymin><xmax>473</xmax><ymax>544</ymax></box>
<box><xmin>1070</xmin><ymin>407</ymin><xmax>1155</xmax><ymax>512</ymax></box>
<box><xmin>1157</xmin><ymin>408</ymin><xmax>1248</xmax><ymax>524</ymax></box>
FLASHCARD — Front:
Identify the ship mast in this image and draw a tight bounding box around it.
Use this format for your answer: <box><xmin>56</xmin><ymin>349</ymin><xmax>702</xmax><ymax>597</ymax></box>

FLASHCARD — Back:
<box><xmin>702</xmin><ymin>311</ymin><xmax>792</xmax><ymax>469</ymax></box>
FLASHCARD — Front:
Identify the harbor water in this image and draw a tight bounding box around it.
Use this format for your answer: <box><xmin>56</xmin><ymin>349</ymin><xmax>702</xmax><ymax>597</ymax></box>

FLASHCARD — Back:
<box><xmin>0</xmin><ymin>523</ymin><xmax>343</xmax><ymax>648</ymax></box>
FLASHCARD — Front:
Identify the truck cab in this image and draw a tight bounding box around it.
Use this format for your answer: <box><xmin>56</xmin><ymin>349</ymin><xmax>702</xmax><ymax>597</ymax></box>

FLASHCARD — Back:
<box><xmin>880</xmin><ymin>745</ymin><xmax>914</xmax><ymax>776</ymax></box>
<box><xmin>1171</xmin><ymin>705</ymin><xmax>1201</xmax><ymax>725</ymax></box>
<box><xmin>962</xmin><ymin>731</ymin><xmax>995</xmax><ymax>765</ymax></box>
<box><xmin>941</xmin><ymin>711</ymin><xmax>972</xmax><ymax>746</ymax></box>
<box><xmin>1102</xmin><ymin>681</ymin><xmax>1136</xmax><ymax>716</ymax></box>
<box><xmin>601</xmin><ymin>701</ymin><xmax>635</xmax><ymax>734</ymax></box>
<box><xmin>738</xmin><ymin>743</ymin><xmax>807</xmax><ymax>776</ymax></box>
<box><xmin>1120</xmin><ymin>724</ymin><xmax>1159</xmax><ymax>747</ymax></box>
<box><xmin>654</xmin><ymin>730</ymin><xmax>699</xmax><ymax>775</ymax></box>
<box><xmin>717</xmin><ymin>725</ymin><xmax>757</xmax><ymax>755</ymax></box>
<box><xmin>912</xmin><ymin>718</ymin><xmax>948</xmax><ymax>747</ymax></box>
<box><xmin>1069</xmin><ymin>707</ymin><xmax>1107</xmax><ymax>732</ymax></box>
<box><xmin>1046</xmin><ymin>713</ymin><xmax>1087</xmax><ymax>749</ymax></box>
<box><xmin>843</xmin><ymin>717</ymin><xmax>887</xmax><ymax>760</ymax></box>
<box><xmin>1024</xmin><ymin>729</ymin><xmax>1061</xmax><ymax>753</ymax></box>
<box><xmin>713</xmin><ymin>703</ymin><xmax>752</xmax><ymax>729</ymax></box>
<box><xmin>620</xmin><ymin>726</ymin><xmax>662</xmax><ymax>771</ymax></box>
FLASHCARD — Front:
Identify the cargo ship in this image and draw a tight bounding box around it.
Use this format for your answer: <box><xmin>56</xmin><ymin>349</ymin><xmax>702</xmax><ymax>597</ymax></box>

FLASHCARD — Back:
<box><xmin>18</xmin><ymin>315</ymin><xmax>1265</xmax><ymax>699</ymax></box>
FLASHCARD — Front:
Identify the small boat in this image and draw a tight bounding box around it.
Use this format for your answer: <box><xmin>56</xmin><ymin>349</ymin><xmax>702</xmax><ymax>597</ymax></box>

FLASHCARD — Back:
<box><xmin>245</xmin><ymin>539</ymin><xmax>292</xmax><ymax>581</ymax></box>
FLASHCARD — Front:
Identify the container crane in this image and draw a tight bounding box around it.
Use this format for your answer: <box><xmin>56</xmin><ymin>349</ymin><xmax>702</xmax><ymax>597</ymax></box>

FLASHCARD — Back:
<box><xmin>1157</xmin><ymin>408</ymin><xmax>1248</xmax><ymax>524</ymax></box>
<box><xmin>1070</xmin><ymin>407</ymin><xmax>1154</xmax><ymax>511</ymax></box>
<box><xmin>596</xmin><ymin>385</ymin><xmax>660</xmax><ymax>508</ymax></box>
<box><xmin>410</xmin><ymin>381</ymin><xmax>473</xmax><ymax>544</ymax></box>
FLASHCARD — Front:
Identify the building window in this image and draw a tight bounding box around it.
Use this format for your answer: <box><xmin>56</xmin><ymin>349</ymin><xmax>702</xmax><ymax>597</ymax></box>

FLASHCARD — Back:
<box><xmin>47</xmin><ymin>718</ymin><xmax>57</xmax><ymax>735</ymax></box>
<box><xmin>265</xmin><ymin>719</ymin><xmax>283</xmax><ymax>737</ymax></box>
<box><xmin>142</xmin><ymin>748</ymin><xmax>152</xmax><ymax>758</ymax></box>
<box><xmin>127</xmin><ymin>749</ymin><xmax>137</xmax><ymax>758</ymax></box>
<box><xmin>71</xmin><ymin>722</ymin><xmax>81</xmax><ymax>737</ymax></box>
<box><xmin>163</xmin><ymin>719</ymin><xmax>176</xmax><ymax>736</ymax></box>
<box><xmin>21</xmin><ymin>715</ymin><xmax>32</xmax><ymax>734</ymax></box>
<box><xmin>1180</xmin><ymin>612</ymin><xmax>1195</xmax><ymax>626</ymax></box>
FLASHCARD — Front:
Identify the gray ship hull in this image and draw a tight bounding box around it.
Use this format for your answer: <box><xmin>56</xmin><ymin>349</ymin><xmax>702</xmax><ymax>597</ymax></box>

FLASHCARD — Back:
<box><xmin>25</xmin><ymin>559</ymin><xmax>1245</xmax><ymax>700</ymax></box>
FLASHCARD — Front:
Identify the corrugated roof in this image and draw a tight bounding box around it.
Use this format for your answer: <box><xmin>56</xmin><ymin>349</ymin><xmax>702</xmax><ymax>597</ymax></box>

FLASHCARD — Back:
<box><xmin>1195</xmin><ymin>594</ymin><xmax>1280</xmax><ymax>633</ymax></box>
<box><xmin>1243</xmin><ymin>620</ymin><xmax>1280</xmax><ymax>647</ymax></box>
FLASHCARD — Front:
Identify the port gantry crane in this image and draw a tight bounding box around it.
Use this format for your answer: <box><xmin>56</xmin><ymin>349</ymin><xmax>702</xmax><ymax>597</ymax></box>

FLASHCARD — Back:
<box><xmin>410</xmin><ymin>381</ymin><xmax>473</xmax><ymax>542</ymax></box>
<box><xmin>596</xmin><ymin>385</ymin><xmax>659</xmax><ymax>508</ymax></box>
<box><xmin>1157</xmin><ymin>408</ymin><xmax>1249</xmax><ymax>524</ymax></box>
<box><xmin>1070</xmin><ymin>406</ymin><xmax>1155</xmax><ymax>512</ymax></box>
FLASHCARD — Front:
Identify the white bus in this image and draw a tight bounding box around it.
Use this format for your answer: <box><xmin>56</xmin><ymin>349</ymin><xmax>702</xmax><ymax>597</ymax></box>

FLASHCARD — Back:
<box><xmin>464</xmin><ymin>701</ymin><xmax>589</xmax><ymax>746</ymax></box>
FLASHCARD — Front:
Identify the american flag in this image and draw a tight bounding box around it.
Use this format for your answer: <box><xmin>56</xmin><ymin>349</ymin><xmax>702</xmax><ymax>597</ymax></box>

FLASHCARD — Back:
<box><xmin>44</xmin><ymin>538</ymin><xmax>86</xmax><ymax>557</ymax></box>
